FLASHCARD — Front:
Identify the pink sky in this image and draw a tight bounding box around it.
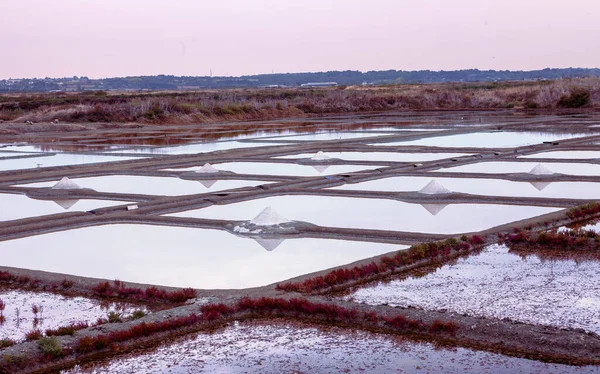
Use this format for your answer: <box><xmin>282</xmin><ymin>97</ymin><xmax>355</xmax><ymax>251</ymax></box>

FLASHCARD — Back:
<box><xmin>2</xmin><ymin>0</ymin><xmax>599</xmax><ymax>79</ymax></box>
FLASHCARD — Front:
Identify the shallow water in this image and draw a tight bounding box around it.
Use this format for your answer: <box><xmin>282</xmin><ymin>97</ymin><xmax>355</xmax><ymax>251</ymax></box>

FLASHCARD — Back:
<box><xmin>170</xmin><ymin>196</ymin><xmax>560</xmax><ymax>234</ymax></box>
<box><xmin>63</xmin><ymin>320</ymin><xmax>598</xmax><ymax>374</ymax></box>
<box><xmin>370</xmin><ymin>131</ymin><xmax>595</xmax><ymax>148</ymax></box>
<box><xmin>519</xmin><ymin>151</ymin><xmax>600</xmax><ymax>159</ymax></box>
<box><xmin>179</xmin><ymin>162</ymin><xmax>379</xmax><ymax>177</ymax></box>
<box><xmin>18</xmin><ymin>176</ymin><xmax>268</xmax><ymax>196</ymax></box>
<box><xmin>333</xmin><ymin>176</ymin><xmax>600</xmax><ymax>199</ymax></box>
<box><xmin>347</xmin><ymin>244</ymin><xmax>600</xmax><ymax>334</ymax></box>
<box><xmin>0</xmin><ymin>194</ymin><xmax>130</xmax><ymax>221</ymax></box>
<box><xmin>275</xmin><ymin>152</ymin><xmax>469</xmax><ymax>163</ymax></box>
<box><xmin>105</xmin><ymin>140</ymin><xmax>278</xmax><ymax>155</ymax></box>
<box><xmin>0</xmin><ymin>290</ymin><xmax>143</xmax><ymax>342</ymax></box>
<box><xmin>0</xmin><ymin>153</ymin><xmax>141</xmax><ymax>172</ymax></box>
<box><xmin>0</xmin><ymin>225</ymin><xmax>401</xmax><ymax>289</ymax></box>
<box><xmin>270</xmin><ymin>131</ymin><xmax>397</xmax><ymax>141</ymax></box>
<box><xmin>435</xmin><ymin>161</ymin><xmax>600</xmax><ymax>176</ymax></box>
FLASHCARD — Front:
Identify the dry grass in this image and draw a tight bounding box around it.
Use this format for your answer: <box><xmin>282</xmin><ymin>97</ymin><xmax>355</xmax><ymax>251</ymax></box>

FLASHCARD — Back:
<box><xmin>1</xmin><ymin>78</ymin><xmax>599</xmax><ymax>124</ymax></box>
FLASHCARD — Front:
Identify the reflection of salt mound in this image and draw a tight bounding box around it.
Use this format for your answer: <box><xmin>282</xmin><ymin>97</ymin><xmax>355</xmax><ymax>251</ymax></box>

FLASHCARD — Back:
<box><xmin>253</xmin><ymin>237</ymin><xmax>285</xmax><ymax>251</ymax></box>
<box><xmin>529</xmin><ymin>164</ymin><xmax>554</xmax><ymax>175</ymax></box>
<box><xmin>51</xmin><ymin>177</ymin><xmax>82</xmax><ymax>190</ymax></box>
<box><xmin>311</xmin><ymin>151</ymin><xmax>331</xmax><ymax>161</ymax></box>
<box><xmin>420</xmin><ymin>204</ymin><xmax>448</xmax><ymax>216</ymax></box>
<box><xmin>529</xmin><ymin>181</ymin><xmax>552</xmax><ymax>191</ymax></box>
<box><xmin>53</xmin><ymin>199</ymin><xmax>79</xmax><ymax>210</ymax></box>
<box><xmin>249</xmin><ymin>207</ymin><xmax>291</xmax><ymax>226</ymax></box>
<box><xmin>195</xmin><ymin>163</ymin><xmax>219</xmax><ymax>173</ymax></box>
<box><xmin>199</xmin><ymin>180</ymin><xmax>218</xmax><ymax>188</ymax></box>
<box><xmin>419</xmin><ymin>180</ymin><xmax>451</xmax><ymax>195</ymax></box>
<box><xmin>311</xmin><ymin>164</ymin><xmax>330</xmax><ymax>173</ymax></box>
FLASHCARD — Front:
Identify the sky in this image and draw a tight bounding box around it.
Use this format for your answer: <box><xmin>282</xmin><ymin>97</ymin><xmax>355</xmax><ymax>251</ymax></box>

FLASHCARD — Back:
<box><xmin>1</xmin><ymin>0</ymin><xmax>599</xmax><ymax>79</ymax></box>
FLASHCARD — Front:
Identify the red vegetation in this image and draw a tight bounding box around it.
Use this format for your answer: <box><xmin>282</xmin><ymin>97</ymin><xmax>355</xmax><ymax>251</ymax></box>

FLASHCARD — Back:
<box><xmin>25</xmin><ymin>330</ymin><xmax>42</xmax><ymax>341</ymax></box>
<box><xmin>45</xmin><ymin>322</ymin><xmax>89</xmax><ymax>337</ymax></box>
<box><xmin>566</xmin><ymin>202</ymin><xmax>600</xmax><ymax>220</ymax></box>
<box><xmin>277</xmin><ymin>236</ymin><xmax>484</xmax><ymax>294</ymax></box>
<box><xmin>90</xmin><ymin>281</ymin><xmax>197</xmax><ymax>303</ymax></box>
<box><xmin>500</xmin><ymin>227</ymin><xmax>600</xmax><ymax>252</ymax></box>
<box><xmin>430</xmin><ymin>320</ymin><xmax>460</xmax><ymax>334</ymax></box>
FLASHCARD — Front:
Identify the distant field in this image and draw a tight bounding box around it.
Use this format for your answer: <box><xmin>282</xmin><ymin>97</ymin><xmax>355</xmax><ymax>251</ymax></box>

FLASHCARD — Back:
<box><xmin>0</xmin><ymin>78</ymin><xmax>598</xmax><ymax>125</ymax></box>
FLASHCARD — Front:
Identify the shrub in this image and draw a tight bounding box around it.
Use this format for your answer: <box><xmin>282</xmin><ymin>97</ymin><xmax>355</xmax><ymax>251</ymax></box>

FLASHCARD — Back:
<box><xmin>38</xmin><ymin>336</ymin><xmax>62</xmax><ymax>358</ymax></box>
<box><xmin>107</xmin><ymin>311</ymin><xmax>122</xmax><ymax>323</ymax></box>
<box><xmin>0</xmin><ymin>338</ymin><xmax>15</xmax><ymax>349</ymax></box>
<box><xmin>25</xmin><ymin>330</ymin><xmax>42</xmax><ymax>341</ymax></box>
<box><xmin>557</xmin><ymin>88</ymin><xmax>590</xmax><ymax>108</ymax></box>
<box><xmin>45</xmin><ymin>322</ymin><xmax>89</xmax><ymax>336</ymax></box>
<box><xmin>131</xmin><ymin>310</ymin><xmax>147</xmax><ymax>320</ymax></box>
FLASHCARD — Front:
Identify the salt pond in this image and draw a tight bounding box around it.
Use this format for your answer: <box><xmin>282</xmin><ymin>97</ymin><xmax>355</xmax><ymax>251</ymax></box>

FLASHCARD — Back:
<box><xmin>347</xmin><ymin>244</ymin><xmax>600</xmax><ymax>334</ymax></box>
<box><xmin>519</xmin><ymin>151</ymin><xmax>600</xmax><ymax>159</ymax></box>
<box><xmin>0</xmin><ymin>290</ymin><xmax>143</xmax><ymax>342</ymax></box>
<box><xmin>0</xmin><ymin>225</ymin><xmax>401</xmax><ymax>289</ymax></box>
<box><xmin>18</xmin><ymin>176</ymin><xmax>268</xmax><ymax>196</ymax></box>
<box><xmin>170</xmin><ymin>162</ymin><xmax>378</xmax><ymax>177</ymax></box>
<box><xmin>104</xmin><ymin>141</ymin><xmax>277</xmax><ymax>155</ymax></box>
<box><xmin>170</xmin><ymin>196</ymin><xmax>560</xmax><ymax>234</ymax></box>
<box><xmin>0</xmin><ymin>194</ymin><xmax>130</xmax><ymax>221</ymax></box>
<box><xmin>63</xmin><ymin>321</ymin><xmax>598</xmax><ymax>373</ymax></box>
<box><xmin>370</xmin><ymin>131</ymin><xmax>595</xmax><ymax>148</ymax></box>
<box><xmin>435</xmin><ymin>161</ymin><xmax>600</xmax><ymax>176</ymax></box>
<box><xmin>0</xmin><ymin>154</ymin><xmax>142</xmax><ymax>172</ymax></box>
<box><xmin>333</xmin><ymin>176</ymin><xmax>600</xmax><ymax>199</ymax></box>
<box><xmin>275</xmin><ymin>152</ymin><xmax>469</xmax><ymax>163</ymax></box>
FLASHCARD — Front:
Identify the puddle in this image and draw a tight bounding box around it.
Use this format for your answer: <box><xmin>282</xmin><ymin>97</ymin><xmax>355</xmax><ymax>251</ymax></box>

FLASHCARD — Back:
<box><xmin>18</xmin><ymin>176</ymin><xmax>268</xmax><ymax>196</ymax></box>
<box><xmin>435</xmin><ymin>161</ymin><xmax>600</xmax><ymax>176</ymax></box>
<box><xmin>269</xmin><ymin>132</ymin><xmax>397</xmax><ymax>141</ymax></box>
<box><xmin>347</xmin><ymin>244</ymin><xmax>600</xmax><ymax>334</ymax></box>
<box><xmin>370</xmin><ymin>131</ymin><xmax>595</xmax><ymax>148</ymax></box>
<box><xmin>104</xmin><ymin>141</ymin><xmax>278</xmax><ymax>155</ymax></box>
<box><xmin>519</xmin><ymin>151</ymin><xmax>600</xmax><ymax>159</ymax></box>
<box><xmin>333</xmin><ymin>176</ymin><xmax>600</xmax><ymax>199</ymax></box>
<box><xmin>170</xmin><ymin>196</ymin><xmax>560</xmax><ymax>234</ymax></box>
<box><xmin>0</xmin><ymin>154</ymin><xmax>141</xmax><ymax>172</ymax></box>
<box><xmin>0</xmin><ymin>225</ymin><xmax>401</xmax><ymax>289</ymax></box>
<box><xmin>0</xmin><ymin>290</ymin><xmax>144</xmax><ymax>342</ymax></box>
<box><xmin>178</xmin><ymin>162</ymin><xmax>379</xmax><ymax>177</ymax></box>
<box><xmin>0</xmin><ymin>194</ymin><xmax>130</xmax><ymax>222</ymax></box>
<box><xmin>275</xmin><ymin>152</ymin><xmax>469</xmax><ymax>162</ymax></box>
<box><xmin>63</xmin><ymin>320</ymin><xmax>597</xmax><ymax>374</ymax></box>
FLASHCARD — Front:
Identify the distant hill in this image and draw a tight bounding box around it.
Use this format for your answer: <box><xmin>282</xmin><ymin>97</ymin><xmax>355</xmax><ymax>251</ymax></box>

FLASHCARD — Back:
<box><xmin>2</xmin><ymin>68</ymin><xmax>600</xmax><ymax>92</ymax></box>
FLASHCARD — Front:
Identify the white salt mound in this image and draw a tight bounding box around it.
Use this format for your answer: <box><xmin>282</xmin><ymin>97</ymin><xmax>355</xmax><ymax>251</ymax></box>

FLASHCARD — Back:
<box><xmin>419</xmin><ymin>180</ymin><xmax>451</xmax><ymax>195</ymax></box>
<box><xmin>529</xmin><ymin>164</ymin><xmax>554</xmax><ymax>175</ymax></box>
<box><xmin>51</xmin><ymin>177</ymin><xmax>82</xmax><ymax>190</ymax></box>
<box><xmin>249</xmin><ymin>207</ymin><xmax>291</xmax><ymax>226</ymax></box>
<box><xmin>311</xmin><ymin>151</ymin><xmax>331</xmax><ymax>161</ymax></box>
<box><xmin>195</xmin><ymin>163</ymin><xmax>219</xmax><ymax>173</ymax></box>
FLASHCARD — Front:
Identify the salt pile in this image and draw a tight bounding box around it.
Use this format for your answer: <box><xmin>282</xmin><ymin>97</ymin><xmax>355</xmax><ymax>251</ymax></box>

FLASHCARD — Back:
<box><xmin>311</xmin><ymin>151</ymin><xmax>331</xmax><ymax>161</ymax></box>
<box><xmin>249</xmin><ymin>207</ymin><xmax>291</xmax><ymax>226</ymax></box>
<box><xmin>51</xmin><ymin>177</ymin><xmax>82</xmax><ymax>190</ymax></box>
<box><xmin>419</xmin><ymin>180</ymin><xmax>451</xmax><ymax>195</ymax></box>
<box><xmin>195</xmin><ymin>163</ymin><xmax>219</xmax><ymax>173</ymax></box>
<box><xmin>529</xmin><ymin>164</ymin><xmax>554</xmax><ymax>175</ymax></box>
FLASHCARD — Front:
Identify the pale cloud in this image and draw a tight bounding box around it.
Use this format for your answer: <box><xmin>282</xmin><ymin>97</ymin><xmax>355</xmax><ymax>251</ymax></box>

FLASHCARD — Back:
<box><xmin>1</xmin><ymin>0</ymin><xmax>598</xmax><ymax>78</ymax></box>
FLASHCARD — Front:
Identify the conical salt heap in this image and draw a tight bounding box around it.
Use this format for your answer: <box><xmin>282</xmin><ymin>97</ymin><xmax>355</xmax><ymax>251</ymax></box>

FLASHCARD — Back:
<box><xmin>419</xmin><ymin>180</ymin><xmax>451</xmax><ymax>195</ymax></box>
<box><xmin>249</xmin><ymin>207</ymin><xmax>291</xmax><ymax>226</ymax></box>
<box><xmin>51</xmin><ymin>177</ymin><xmax>82</xmax><ymax>190</ymax></box>
<box><xmin>253</xmin><ymin>237</ymin><xmax>285</xmax><ymax>251</ymax></box>
<box><xmin>311</xmin><ymin>151</ymin><xmax>331</xmax><ymax>161</ymax></box>
<box><xmin>195</xmin><ymin>163</ymin><xmax>219</xmax><ymax>173</ymax></box>
<box><xmin>529</xmin><ymin>164</ymin><xmax>554</xmax><ymax>175</ymax></box>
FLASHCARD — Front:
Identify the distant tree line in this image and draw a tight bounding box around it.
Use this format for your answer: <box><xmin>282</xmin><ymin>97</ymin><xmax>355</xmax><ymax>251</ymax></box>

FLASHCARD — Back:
<box><xmin>1</xmin><ymin>68</ymin><xmax>600</xmax><ymax>92</ymax></box>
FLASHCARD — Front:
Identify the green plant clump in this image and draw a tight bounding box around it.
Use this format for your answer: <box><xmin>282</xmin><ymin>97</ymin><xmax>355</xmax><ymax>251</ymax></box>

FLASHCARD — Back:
<box><xmin>38</xmin><ymin>336</ymin><xmax>62</xmax><ymax>358</ymax></box>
